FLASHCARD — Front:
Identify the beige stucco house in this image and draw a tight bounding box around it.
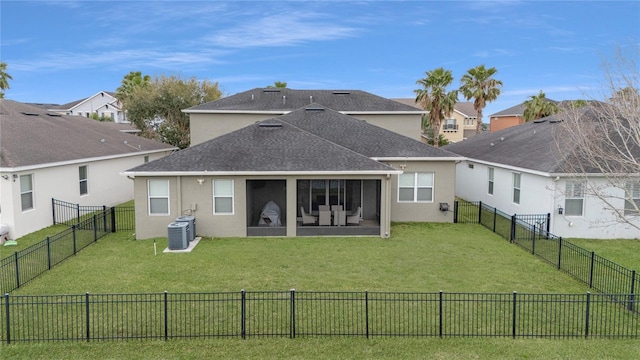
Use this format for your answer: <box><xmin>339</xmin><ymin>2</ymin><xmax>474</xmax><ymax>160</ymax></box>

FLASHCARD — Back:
<box><xmin>124</xmin><ymin>89</ymin><xmax>464</xmax><ymax>239</ymax></box>
<box><xmin>392</xmin><ymin>99</ymin><xmax>478</xmax><ymax>143</ymax></box>
<box><xmin>0</xmin><ymin>100</ymin><xmax>176</xmax><ymax>239</ymax></box>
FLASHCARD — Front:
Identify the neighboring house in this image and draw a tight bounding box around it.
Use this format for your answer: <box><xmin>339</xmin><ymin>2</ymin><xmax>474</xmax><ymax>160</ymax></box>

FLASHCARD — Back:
<box><xmin>47</xmin><ymin>91</ymin><xmax>128</xmax><ymax>123</ymax></box>
<box><xmin>0</xmin><ymin>100</ymin><xmax>176</xmax><ymax>239</ymax></box>
<box><xmin>489</xmin><ymin>99</ymin><xmax>559</xmax><ymax>132</ymax></box>
<box><xmin>445</xmin><ymin>108</ymin><xmax>640</xmax><ymax>239</ymax></box>
<box><xmin>124</xmin><ymin>104</ymin><xmax>464</xmax><ymax>239</ymax></box>
<box><xmin>185</xmin><ymin>88</ymin><xmax>426</xmax><ymax>145</ymax></box>
<box><xmin>392</xmin><ymin>99</ymin><xmax>478</xmax><ymax>143</ymax></box>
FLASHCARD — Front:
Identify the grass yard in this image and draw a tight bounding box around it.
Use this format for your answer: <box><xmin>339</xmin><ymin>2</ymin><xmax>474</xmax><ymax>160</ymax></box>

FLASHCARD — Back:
<box><xmin>568</xmin><ymin>238</ymin><xmax>640</xmax><ymax>271</ymax></box>
<box><xmin>14</xmin><ymin>222</ymin><xmax>591</xmax><ymax>294</ymax></box>
<box><xmin>2</xmin><ymin>338</ymin><xmax>639</xmax><ymax>360</ymax></box>
<box><xmin>4</xmin><ymin>222</ymin><xmax>639</xmax><ymax>359</ymax></box>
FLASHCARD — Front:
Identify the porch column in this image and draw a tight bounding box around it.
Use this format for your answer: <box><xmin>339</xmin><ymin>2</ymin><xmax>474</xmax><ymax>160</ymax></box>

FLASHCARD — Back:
<box><xmin>286</xmin><ymin>178</ymin><xmax>297</xmax><ymax>237</ymax></box>
<box><xmin>381</xmin><ymin>175</ymin><xmax>391</xmax><ymax>238</ymax></box>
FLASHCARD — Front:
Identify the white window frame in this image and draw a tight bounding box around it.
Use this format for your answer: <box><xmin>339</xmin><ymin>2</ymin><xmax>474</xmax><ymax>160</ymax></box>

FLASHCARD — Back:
<box><xmin>398</xmin><ymin>172</ymin><xmax>434</xmax><ymax>203</ymax></box>
<box><xmin>148</xmin><ymin>179</ymin><xmax>170</xmax><ymax>216</ymax></box>
<box><xmin>20</xmin><ymin>174</ymin><xmax>34</xmax><ymax>211</ymax></box>
<box><xmin>213</xmin><ymin>179</ymin><xmax>234</xmax><ymax>214</ymax></box>
<box><xmin>512</xmin><ymin>172</ymin><xmax>521</xmax><ymax>204</ymax></box>
<box><xmin>624</xmin><ymin>182</ymin><xmax>640</xmax><ymax>216</ymax></box>
<box><xmin>488</xmin><ymin>167</ymin><xmax>494</xmax><ymax>195</ymax></box>
<box><xmin>79</xmin><ymin>165</ymin><xmax>88</xmax><ymax>196</ymax></box>
<box><xmin>565</xmin><ymin>181</ymin><xmax>585</xmax><ymax>216</ymax></box>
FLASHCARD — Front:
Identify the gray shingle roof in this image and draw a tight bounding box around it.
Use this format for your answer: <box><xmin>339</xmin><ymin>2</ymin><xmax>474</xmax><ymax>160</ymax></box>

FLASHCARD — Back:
<box><xmin>280</xmin><ymin>105</ymin><xmax>461</xmax><ymax>159</ymax></box>
<box><xmin>0</xmin><ymin>100</ymin><xmax>176</xmax><ymax>168</ymax></box>
<box><xmin>444</xmin><ymin>107</ymin><xmax>612</xmax><ymax>174</ymax></box>
<box><xmin>186</xmin><ymin>88</ymin><xmax>423</xmax><ymax>113</ymax></box>
<box><xmin>489</xmin><ymin>99</ymin><xmax>558</xmax><ymax>118</ymax></box>
<box><xmin>392</xmin><ymin>98</ymin><xmax>476</xmax><ymax>117</ymax></box>
<box><xmin>127</xmin><ymin>104</ymin><xmax>460</xmax><ymax>174</ymax></box>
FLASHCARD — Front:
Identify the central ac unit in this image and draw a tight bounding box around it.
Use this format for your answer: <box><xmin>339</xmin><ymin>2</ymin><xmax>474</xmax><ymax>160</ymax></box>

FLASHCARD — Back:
<box><xmin>167</xmin><ymin>222</ymin><xmax>189</xmax><ymax>250</ymax></box>
<box><xmin>175</xmin><ymin>215</ymin><xmax>196</xmax><ymax>242</ymax></box>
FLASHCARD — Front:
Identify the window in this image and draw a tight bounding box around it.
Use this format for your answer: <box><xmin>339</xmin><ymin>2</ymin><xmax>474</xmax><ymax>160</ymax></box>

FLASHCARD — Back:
<box><xmin>443</xmin><ymin>119</ymin><xmax>457</xmax><ymax>130</ymax></box>
<box><xmin>20</xmin><ymin>174</ymin><xmax>34</xmax><ymax>211</ymax></box>
<box><xmin>148</xmin><ymin>179</ymin><xmax>169</xmax><ymax>215</ymax></box>
<box><xmin>565</xmin><ymin>181</ymin><xmax>584</xmax><ymax>216</ymax></box>
<box><xmin>144</xmin><ymin>156</ymin><xmax>149</xmax><ymax>163</ymax></box>
<box><xmin>488</xmin><ymin>168</ymin><xmax>494</xmax><ymax>195</ymax></box>
<box><xmin>79</xmin><ymin>166</ymin><xmax>88</xmax><ymax>195</ymax></box>
<box><xmin>512</xmin><ymin>173</ymin><xmax>521</xmax><ymax>204</ymax></box>
<box><xmin>213</xmin><ymin>179</ymin><xmax>234</xmax><ymax>214</ymax></box>
<box><xmin>624</xmin><ymin>182</ymin><xmax>640</xmax><ymax>216</ymax></box>
<box><xmin>464</xmin><ymin>118</ymin><xmax>475</xmax><ymax>126</ymax></box>
<box><xmin>398</xmin><ymin>172</ymin><xmax>433</xmax><ymax>202</ymax></box>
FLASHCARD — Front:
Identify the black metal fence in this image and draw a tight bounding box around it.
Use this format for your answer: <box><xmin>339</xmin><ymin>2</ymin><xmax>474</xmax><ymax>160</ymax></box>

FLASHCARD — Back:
<box><xmin>52</xmin><ymin>198</ymin><xmax>135</xmax><ymax>231</ymax></box>
<box><xmin>0</xmin><ymin>210</ymin><xmax>114</xmax><ymax>294</ymax></box>
<box><xmin>454</xmin><ymin>200</ymin><xmax>639</xmax><ymax>312</ymax></box>
<box><xmin>0</xmin><ymin>290</ymin><xmax>636</xmax><ymax>343</ymax></box>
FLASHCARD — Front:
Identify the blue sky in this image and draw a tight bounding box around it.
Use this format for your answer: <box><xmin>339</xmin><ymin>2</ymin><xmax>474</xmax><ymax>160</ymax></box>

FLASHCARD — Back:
<box><xmin>2</xmin><ymin>1</ymin><xmax>638</xmax><ymax>120</ymax></box>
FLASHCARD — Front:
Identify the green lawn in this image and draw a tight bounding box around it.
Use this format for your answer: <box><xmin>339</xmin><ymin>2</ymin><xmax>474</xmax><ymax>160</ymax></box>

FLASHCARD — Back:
<box><xmin>14</xmin><ymin>222</ymin><xmax>591</xmax><ymax>294</ymax></box>
<box><xmin>568</xmin><ymin>238</ymin><xmax>640</xmax><ymax>270</ymax></box>
<box><xmin>4</xmin><ymin>222</ymin><xmax>638</xmax><ymax>359</ymax></box>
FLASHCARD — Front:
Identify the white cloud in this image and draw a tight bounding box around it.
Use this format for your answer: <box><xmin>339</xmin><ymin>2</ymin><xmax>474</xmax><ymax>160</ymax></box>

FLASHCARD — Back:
<box><xmin>203</xmin><ymin>11</ymin><xmax>360</xmax><ymax>48</ymax></box>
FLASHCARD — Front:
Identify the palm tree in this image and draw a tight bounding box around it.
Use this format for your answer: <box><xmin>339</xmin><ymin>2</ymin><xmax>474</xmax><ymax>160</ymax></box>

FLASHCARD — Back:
<box><xmin>459</xmin><ymin>65</ymin><xmax>503</xmax><ymax>133</ymax></box>
<box><xmin>414</xmin><ymin>68</ymin><xmax>458</xmax><ymax>147</ymax></box>
<box><xmin>0</xmin><ymin>62</ymin><xmax>13</xmax><ymax>99</ymax></box>
<box><xmin>523</xmin><ymin>90</ymin><xmax>559</xmax><ymax>121</ymax></box>
<box><xmin>267</xmin><ymin>81</ymin><xmax>287</xmax><ymax>88</ymax></box>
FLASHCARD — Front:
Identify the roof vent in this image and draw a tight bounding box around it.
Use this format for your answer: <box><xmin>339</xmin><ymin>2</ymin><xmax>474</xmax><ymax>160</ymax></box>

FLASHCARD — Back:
<box><xmin>251</xmin><ymin>93</ymin><xmax>254</xmax><ymax>101</ymax></box>
<box><xmin>259</xmin><ymin>121</ymin><xmax>282</xmax><ymax>128</ymax></box>
<box><xmin>533</xmin><ymin>119</ymin><xmax>547</xmax><ymax>123</ymax></box>
<box><xmin>282</xmin><ymin>95</ymin><xmax>286</xmax><ymax>105</ymax></box>
<box><xmin>548</xmin><ymin>119</ymin><xmax>562</xmax><ymax>123</ymax></box>
<box><xmin>21</xmin><ymin>112</ymin><xmax>39</xmax><ymax>116</ymax></box>
<box><xmin>305</xmin><ymin>107</ymin><xmax>325</xmax><ymax>112</ymax></box>
<box><xmin>47</xmin><ymin>113</ymin><xmax>62</xmax><ymax>117</ymax></box>
<box><xmin>332</xmin><ymin>91</ymin><xmax>350</xmax><ymax>95</ymax></box>
<box><xmin>263</xmin><ymin>88</ymin><xmax>281</xmax><ymax>93</ymax></box>
<box><xmin>309</xmin><ymin>95</ymin><xmax>313</xmax><ymax>103</ymax></box>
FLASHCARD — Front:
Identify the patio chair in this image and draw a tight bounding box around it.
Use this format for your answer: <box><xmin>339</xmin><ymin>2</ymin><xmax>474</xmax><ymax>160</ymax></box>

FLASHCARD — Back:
<box><xmin>318</xmin><ymin>208</ymin><xmax>332</xmax><ymax>226</ymax></box>
<box><xmin>334</xmin><ymin>210</ymin><xmax>346</xmax><ymax>226</ymax></box>
<box><xmin>300</xmin><ymin>207</ymin><xmax>317</xmax><ymax>225</ymax></box>
<box><xmin>347</xmin><ymin>206</ymin><xmax>362</xmax><ymax>225</ymax></box>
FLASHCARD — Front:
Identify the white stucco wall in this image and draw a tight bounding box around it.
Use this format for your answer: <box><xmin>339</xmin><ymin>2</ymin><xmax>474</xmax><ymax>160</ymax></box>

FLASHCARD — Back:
<box><xmin>0</xmin><ymin>151</ymin><xmax>171</xmax><ymax>239</ymax></box>
<box><xmin>455</xmin><ymin>160</ymin><xmax>640</xmax><ymax>239</ymax></box>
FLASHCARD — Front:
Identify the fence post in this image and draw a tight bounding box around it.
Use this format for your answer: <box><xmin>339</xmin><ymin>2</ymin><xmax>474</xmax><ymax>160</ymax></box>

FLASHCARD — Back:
<box><xmin>4</xmin><ymin>293</ymin><xmax>10</xmax><ymax>344</ymax></box>
<box><xmin>164</xmin><ymin>291</ymin><xmax>168</xmax><ymax>341</ymax></box>
<box><xmin>77</xmin><ymin>203</ymin><xmax>81</xmax><ymax>224</ymax></box>
<box><xmin>102</xmin><ymin>206</ymin><xmax>108</xmax><ymax>233</ymax></box>
<box><xmin>531</xmin><ymin>225</ymin><xmax>536</xmax><ymax>255</ymax></box>
<box><xmin>110</xmin><ymin>207</ymin><xmax>117</xmax><ymax>233</ymax></box>
<box><xmin>510</xmin><ymin>215</ymin><xmax>516</xmax><ymax>242</ymax></box>
<box><xmin>546</xmin><ymin>213</ymin><xmax>551</xmax><ymax>234</ymax></box>
<box><xmin>14</xmin><ymin>252</ymin><xmax>19</xmax><ymax>289</ymax></box>
<box><xmin>52</xmin><ymin>198</ymin><xmax>57</xmax><ymax>225</ymax></box>
<box><xmin>85</xmin><ymin>292</ymin><xmax>90</xmax><ymax>342</ymax></box>
<box><xmin>629</xmin><ymin>271</ymin><xmax>636</xmax><ymax>312</ymax></box>
<box><xmin>93</xmin><ymin>215</ymin><xmax>98</xmax><ymax>242</ymax></box>
<box><xmin>512</xmin><ymin>291</ymin><xmax>517</xmax><ymax>339</ymax></box>
<box><xmin>365</xmin><ymin>290</ymin><xmax>369</xmax><ymax>339</ymax></box>
<box><xmin>290</xmin><ymin>289</ymin><xmax>296</xmax><ymax>339</ymax></box>
<box><xmin>492</xmin><ymin>208</ymin><xmax>497</xmax><ymax>233</ymax></box>
<box><xmin>241</xmin><ymin>289</ymin><xmax>246</xmax><ymax>339</ymax></box>
<box><xmin>589</xmin><ymin>252</ymin><xmax>595</xmax><ymax>288</ymax></box>
<box><xmin>46</xmin><ymin>236</ymin><xmax>52</xmax><ymax>270</ymax></box>
<box><xmin>453</xmin><ymin>201</ymin><xmax>458</xmax><ymax>223</ymax></box>
<box><xmin>585</xmin><ymin>292</ymin><xmax>591</xmax><ymax>339</ymax></box>
<box><xmin>439</xmin><ymin>290</ymin><xmax>443</xmax><ymax>338</ymax></box>
<box><xmin>72</xmin><ymin>225</ymin><xmax>77</xmax><ymax>255</ymax></box>
<box><xmin>478</xmin><ymin>201</ymin><xmax>482</xmax><ymax>224</ymax></box>
<box><xmin>557</xmin><ymin>237</ymin><xmax>562</xmax><ymax>270</ymax></box>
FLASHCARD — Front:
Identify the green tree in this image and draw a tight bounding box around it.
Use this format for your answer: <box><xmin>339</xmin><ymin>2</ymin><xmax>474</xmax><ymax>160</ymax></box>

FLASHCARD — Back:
<box><xmin>414</xmin><ymin>68</ymin><xmax>458</xmax><ymax>147</ymax></box>
<box><xmin>421</xmin><ymin>117</ymin><xmax>450</xmax><ymax>146</ymax></box>
<box><xmin>267</xmin><ymin>81</ymin><xmax>287</xmax><ymax>88</ymax></box>
<box><xmin>523</xmin><ymin>90</ymin><xmax>559</xmax><ymax>121</ymax></box>
<box><xmin>122</xmin><ymin>74</ymin><xmax>222</xmax><ymax>149</ymax></box>
<box><xmin>459</xmin><ymin>65</ymin><xmax>502</xmax><ymax>133</ymax></box>
<box><xmin>116</xmin><ymin>71</ymin><xmax>151</xmax><ymax>103</ymax></box>
<box><xmin>0</xmin><ymin>62</ymin><xmax>13</xmax><ymax>99</ymax></box>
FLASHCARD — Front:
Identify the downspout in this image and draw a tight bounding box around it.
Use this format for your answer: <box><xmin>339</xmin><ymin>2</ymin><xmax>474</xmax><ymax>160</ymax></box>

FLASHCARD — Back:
<box><xmin>177</xmin><ymin>176</ymin><xmax>182</xmax><ymax>216</ymax></box>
